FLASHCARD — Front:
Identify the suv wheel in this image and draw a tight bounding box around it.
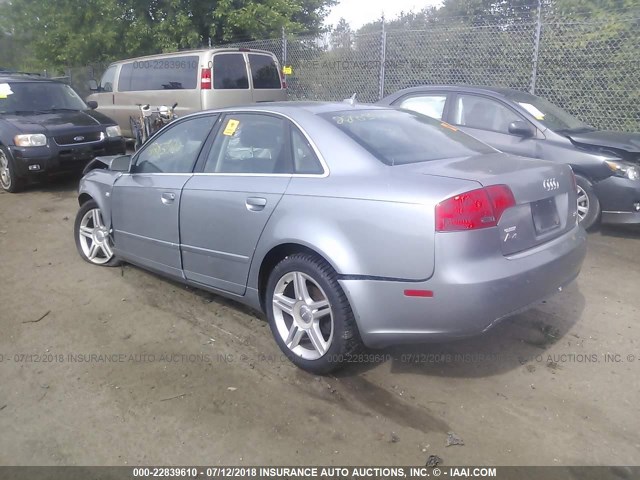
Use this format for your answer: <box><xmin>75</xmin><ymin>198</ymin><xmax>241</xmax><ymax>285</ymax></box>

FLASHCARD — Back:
<box><xmin>266</xmin><ymin>253</ymin><xmax>362</xmax><ymax>374</ymax></box>
<box><xmin>0</xmin><ymin>146</ymin><xmax>24</xmax><ymax>193</ymax></box>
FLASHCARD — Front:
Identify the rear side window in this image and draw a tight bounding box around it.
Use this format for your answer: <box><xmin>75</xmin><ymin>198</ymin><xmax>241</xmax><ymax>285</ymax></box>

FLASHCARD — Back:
<box><xmin>321</xmin><ymin>109</ymin><xmax>494</xmax><ymax>166</ymax></box>
<box><xmin>118</xmin><ymin>56</ymin><xmax>198</xmax><ymax>92</ymax></box>
<box><xmin>398</xmin><ymin>95</ymin><xmax>447</xmax><ymax>120</ymax></box>
<box><xmin>213</xmin><ymin>54</ymin><xmax>249</xmax><ymax>89</ymax></box>
<box><xmin>248</xmin><ymin>54</ymin><xmax>281</xmax><ymax>89</ymax></box>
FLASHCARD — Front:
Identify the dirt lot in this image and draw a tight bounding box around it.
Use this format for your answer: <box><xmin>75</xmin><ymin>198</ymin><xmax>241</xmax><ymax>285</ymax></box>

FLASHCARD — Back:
<box><xmin>0</xmin><ymin>177</ymin><xmax>639</xmax><ymax>467</ymax></box>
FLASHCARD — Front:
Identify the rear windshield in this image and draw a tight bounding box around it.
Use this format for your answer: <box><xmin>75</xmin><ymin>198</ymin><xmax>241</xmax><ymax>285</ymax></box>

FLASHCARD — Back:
<box><xmin>321</xmin><ymin>109</ymin><xmax>495</xmax><ymax>165</ymax></box>
<box><xmin>0</xmin><ymin>81</ymin><xmax>87</xmax><ymax>113</ymax></box>
<box><xmin>118</xmin><ymin>55</ymin><xmax>199</xmax><ymax>91</ymax></box>
<box><xmin>248</xmin><ymin>54</ymin><xmax>281</xmax><ymax>89</ymax></box>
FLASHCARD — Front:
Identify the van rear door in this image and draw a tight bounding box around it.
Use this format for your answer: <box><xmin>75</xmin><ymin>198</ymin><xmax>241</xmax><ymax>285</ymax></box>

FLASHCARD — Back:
<box><xmin>247</xmin><ymin>53</ymin><xmax>287</xmax><ymax>103</ymax></box>
<box><xmin>202</xmin><ymin>52</ymin><xmax>251</xmax><ymax>110</ymax></box>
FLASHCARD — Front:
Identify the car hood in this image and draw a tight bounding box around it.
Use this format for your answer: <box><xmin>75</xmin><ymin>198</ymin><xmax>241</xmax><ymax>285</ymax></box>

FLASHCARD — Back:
<box><xmin>3</xmin><ymin>110</ymin><xmax>115</xmax><ymax>136</ymax></box>
<box><xmin>565</xmin><ymin>130</ymin><xmax>640</xmax><ymax>155</ymax></box>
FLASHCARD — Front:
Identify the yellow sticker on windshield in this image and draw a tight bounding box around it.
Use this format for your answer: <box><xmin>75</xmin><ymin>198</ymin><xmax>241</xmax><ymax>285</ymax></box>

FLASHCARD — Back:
<box><xmin>283</xmin><ymin>65</ymin><xmax>293</xmax><ymax>75</ymax></box>
<box><xmin>223</xmin><ymin>119</ymin><xmax>240</xmax><ymax>136</ymax></box>
<box><xmin>0</xmin><ymin>83</ymin><xmax>14</xmax><ymax>99</ymax></box>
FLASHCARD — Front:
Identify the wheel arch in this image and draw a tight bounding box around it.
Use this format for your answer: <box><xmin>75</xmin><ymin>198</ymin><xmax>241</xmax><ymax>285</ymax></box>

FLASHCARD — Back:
<box><xmin>256</xmin><ymin>243</ymin><xmax>337</xmax><ymax>312</ymax></box>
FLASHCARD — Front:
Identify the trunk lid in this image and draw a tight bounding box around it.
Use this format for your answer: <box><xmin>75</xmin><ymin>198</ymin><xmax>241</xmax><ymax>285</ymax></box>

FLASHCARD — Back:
<box><xmin>399</xmin><ymin>152</ymin><xmax>578</xmax><ymax>255</ymax></box>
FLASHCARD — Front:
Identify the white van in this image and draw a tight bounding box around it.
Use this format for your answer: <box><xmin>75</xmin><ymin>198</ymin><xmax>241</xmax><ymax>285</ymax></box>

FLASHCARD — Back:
<box><xmin>87</xmin><ymin>48</ymin><xmax>287</xmax><ymax>137</ymax></box>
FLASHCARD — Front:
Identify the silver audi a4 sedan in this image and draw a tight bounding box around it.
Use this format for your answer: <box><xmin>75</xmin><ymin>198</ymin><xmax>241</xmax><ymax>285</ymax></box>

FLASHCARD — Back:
<box><xmin>74</xmin><ymin>102</ymin><xmax>587</xmax><ymax>373</ymax></box>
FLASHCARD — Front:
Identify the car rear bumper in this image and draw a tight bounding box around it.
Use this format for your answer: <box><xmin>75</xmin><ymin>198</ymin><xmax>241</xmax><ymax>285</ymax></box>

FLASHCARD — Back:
<box><xmin>594</xmin><ymin>176</ymin><xmax>640</xmax><ymax>224</ymax></box>
<box><xmin>339</xmin><ymin>224</ymin><xmax>587</xmax><ymax>348</ymax></box>
<box><xmin>9</xmin><ymin>138</ymin><xmax>126</xmax><ymax>177</ymax></box>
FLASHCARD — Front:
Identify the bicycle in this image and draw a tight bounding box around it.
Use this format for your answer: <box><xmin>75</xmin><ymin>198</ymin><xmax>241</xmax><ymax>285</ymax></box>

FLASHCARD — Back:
<box><xmin>129</xmin><ymin>102</ymin><xmax>178</xmax><ymax>150</ymax></box>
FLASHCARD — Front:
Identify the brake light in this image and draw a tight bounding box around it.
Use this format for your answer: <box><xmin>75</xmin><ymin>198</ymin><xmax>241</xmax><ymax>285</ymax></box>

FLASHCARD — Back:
<box><xmin>280</xmin><ymin>71</ymin><xmax>287</xmax><ymax>89</ymax></box>
<box><xmin>201</xmin><ymin>67</ymin><xmax>212</xmax><ymax>90</ymax></box>
<box><xmin>435</xmin><ymin>185</ymin><xmax>515</xmax><ymax>232</ymax></box>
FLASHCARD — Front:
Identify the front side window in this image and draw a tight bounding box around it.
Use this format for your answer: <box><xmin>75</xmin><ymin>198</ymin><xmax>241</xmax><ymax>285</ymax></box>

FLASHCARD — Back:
<box><xmin>0</xmin><ymin>81</ymin><xmax>87</xmax><ymax>113</ymax></box>
<box><xmin>99</xmin><ymin>66</ymin><xmax>117</xmax><ymax>92</ymax></box>
<box><xmin>452</xmin><ymin>95</ymin><xmax>522</xmax><ymax>134</ymax></box>
<box><xmin>204</xmin><ymin>114</ymin><xmax>290</xmax><ymax>174</ymax></box>
<box><xmin>248</xmin><ymin>54</ymin><xmax>281</xmax><ymax>89</ymax></box>
<box><xmin>321</xmin><ymin>109</ymin><xmax>494</xmax><ymax>166</ymax></box>
<box><xmin>213</xmin><ymin>54</ymin><xmax>249</xmax><ymax>90</ymax></box>
<box><xmin>134</xmin><ymin>115</ymin><xmax>217</xmax><ymax>174</ymax></box>
<box><xmin>118</xmin><ymin>56</ymin><xmax>199</xmax><ymax>92</ymax></box>
<box><xmin>398</xmin><ymin>95</ymin><xmax>447</xmax><ymax>120</ymax></box>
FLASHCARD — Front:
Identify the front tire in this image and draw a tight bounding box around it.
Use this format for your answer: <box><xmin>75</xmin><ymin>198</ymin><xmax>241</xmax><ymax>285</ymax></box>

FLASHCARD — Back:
<box><xmin>74</xmin><ymin>200</ymin><xmax>120</xmax><ymax>266</ymax></box>
<box><xmin>266</xmin><ymin>253</ymin><xmax>362</xmax><ymax>374</ymax></box>
<box><xmin>575</xmin><ymin>175</ymin><xmax>600</xmax><ymax>230</ymax></box>
<box><xmin>0</xmin><ymin>146</ymin><xmax>25</xmax><ymax>193</ymax></box>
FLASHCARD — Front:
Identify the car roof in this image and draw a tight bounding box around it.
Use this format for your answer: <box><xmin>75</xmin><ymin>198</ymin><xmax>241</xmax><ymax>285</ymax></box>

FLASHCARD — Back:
<box><xmin>0</xmin><ymin>73</ymin><xmax>59</xmax><ymax>84</ymax></box>
<box><xmin>382</xmin><ymin>84</ymin><xmax>532</xmax><ymax>101</ymax></box>
<box><xmin>107</xmin><ymin>47</ymin><xmax>279</xmax><ymax>65</ymax></box>
<box><xmin>213</xmin><ymin>101</ymin><xmax>390</xmax><ymax>115</ymax></box>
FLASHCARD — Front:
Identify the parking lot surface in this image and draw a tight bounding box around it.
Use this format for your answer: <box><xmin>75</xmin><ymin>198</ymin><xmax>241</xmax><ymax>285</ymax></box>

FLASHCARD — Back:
<box><xmin>0</xmin><ymin>178</ymin><xmax>639</xmax><ymax>466</ymax></box>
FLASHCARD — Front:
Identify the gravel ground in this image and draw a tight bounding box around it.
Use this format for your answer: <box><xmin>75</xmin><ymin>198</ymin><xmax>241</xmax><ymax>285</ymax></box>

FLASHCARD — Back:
<box><xmin>0</xmin><ymin>177</ymin><xmax>639</xmax><ymax>466</ymax></box>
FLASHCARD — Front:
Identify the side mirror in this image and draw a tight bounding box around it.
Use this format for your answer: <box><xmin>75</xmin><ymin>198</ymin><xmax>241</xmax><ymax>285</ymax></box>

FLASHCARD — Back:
<box><xmin>87</xmin><ymin>79</ymin><xmax>99</xmax><ymax>91</ymax></box>
<box><xmin>86</xmin><ymin>100</ymin><xmax>98</xmax><ymax>110</ymax></box>
<box><xmin>110</xmin><ymin>155</ymin><xmax>132</xmax><ymax>172</ymax></box>
<box><xmin>508</xmin><ymin>120</ymin><xmax>535</xmax><ymax>137</ymax></box>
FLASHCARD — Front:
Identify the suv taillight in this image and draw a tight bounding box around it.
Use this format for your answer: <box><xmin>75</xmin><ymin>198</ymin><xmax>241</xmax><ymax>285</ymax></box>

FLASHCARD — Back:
<box><xmin>436</xmin><ymin>185</ymin><xmax>516</xmax><ymax>232</ymax></box>
<box><xmin>280</xmin><ymin>71</ymin><xmax>287</xmax><ymax>89</ymax></box>
<box><xmin>201</xmin><ymin>67</ymin><xmax>212</xmax><ymax>90</ymax></box>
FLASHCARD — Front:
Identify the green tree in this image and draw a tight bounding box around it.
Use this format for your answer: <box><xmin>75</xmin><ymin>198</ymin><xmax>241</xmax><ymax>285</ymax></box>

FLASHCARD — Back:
<box><xmin>0</xmin><ymin>0</ymin><xmax>335</xmax><ymax>70</ymax></box>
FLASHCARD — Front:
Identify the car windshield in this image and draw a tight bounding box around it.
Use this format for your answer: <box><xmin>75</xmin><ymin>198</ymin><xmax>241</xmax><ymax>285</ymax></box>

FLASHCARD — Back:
<box><xmin>503</xmin><ymin>91</ymin><xmax>593</xmax><ymax>133</ymax></box>
<box><xmin>321</xmin><ymin>109</ymin><xmax>495</xmax><ymax>166</ymax></box>
<box><xmin>0</xmin><ymin>81</ymin><xmax>87</xmax><ymax>114</ymax></box>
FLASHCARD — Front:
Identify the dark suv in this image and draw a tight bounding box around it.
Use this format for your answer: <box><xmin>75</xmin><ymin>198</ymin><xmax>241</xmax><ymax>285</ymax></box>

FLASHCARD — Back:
<box><xmin>0</xmin><ymin>73</ymin><xmax>126</xmax><ymax>192</ymax></box>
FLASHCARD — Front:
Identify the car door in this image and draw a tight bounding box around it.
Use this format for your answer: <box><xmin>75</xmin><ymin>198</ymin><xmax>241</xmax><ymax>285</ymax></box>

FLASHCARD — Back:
<box><xmin>180</xmin><ymin>113</ymin><xmax>295</xmax><ymax>295</ymax></box>
<box><xmin>110</xmin><ymin>114</ymin><xmax>218</xmax><ymax>278</ymax></box>
<box><xmin>392</xmin><ymin>92</ymin><xmax>450</xmax><ymax>120</ymax></box>
<box><xmin>448</xmin><ymin>93</ymin><xmax>538</xmax><ymax>158</ymax></box>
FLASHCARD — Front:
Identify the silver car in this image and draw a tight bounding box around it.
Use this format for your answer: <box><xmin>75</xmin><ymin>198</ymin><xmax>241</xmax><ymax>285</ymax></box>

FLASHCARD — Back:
<box><xmin>74</xmin><ymin>103</ymin><xmax>587</xmax><ymax>373</ymax></box>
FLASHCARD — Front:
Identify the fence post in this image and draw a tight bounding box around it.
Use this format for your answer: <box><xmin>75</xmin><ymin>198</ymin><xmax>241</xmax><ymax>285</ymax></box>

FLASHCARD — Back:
<box><xmin>378</xmin><ymin>15</ymin><xmax>386</xmax><ymax>100</ymax></box>
<box><xmin>530</xmin><ymin>0</ymin><xmax>543</xmax><ymax>94</ymax></box>
<box><xmin>282</xmin><ymin>26</ymin><xmax>287</xmax><ymax>67</ymax></box>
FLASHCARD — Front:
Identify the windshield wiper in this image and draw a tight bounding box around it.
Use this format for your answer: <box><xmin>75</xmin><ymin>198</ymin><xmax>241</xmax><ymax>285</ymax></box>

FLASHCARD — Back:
<box><xmin>1</xmin><ymin>109</ymin><xmax>50</xmax><ymax>115</ymax></box>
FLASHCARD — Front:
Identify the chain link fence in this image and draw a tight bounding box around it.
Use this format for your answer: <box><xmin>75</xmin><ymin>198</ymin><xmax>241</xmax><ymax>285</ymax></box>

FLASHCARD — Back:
<box><xmin>227</xmin><ymin>12</ymin><xmax>639</xmax><ymax>132</ymax></box>
<box><xmin>62</xmin><ymin>9</ymin><xmax>639</xmax><ymax>132</ymax></box>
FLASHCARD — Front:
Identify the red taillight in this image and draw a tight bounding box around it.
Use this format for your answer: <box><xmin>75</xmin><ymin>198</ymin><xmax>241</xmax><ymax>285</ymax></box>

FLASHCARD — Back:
<box><xmin>435</xmin><ymin>185</ymin><xmax>515</xmax><ymax>232</ymax></box>
<box><xmin>201</xmin><ymin>67</ymin><xmax>212</xmax><ymax>90</ymax></box>
<box><xmin>280</xmin><ymin>71</ymin><xmax>287</xmax><ymax>89</ymax></box>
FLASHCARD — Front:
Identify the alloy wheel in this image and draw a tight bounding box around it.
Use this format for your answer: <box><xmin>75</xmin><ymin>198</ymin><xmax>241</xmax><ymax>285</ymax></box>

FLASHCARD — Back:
<box><xmin>0</xmin><ymin>150</ymin><xmax>11</xmax><ymax>190</ymax></box>
<box><xmin>576</xmin><ymin>185</ymin><xmax>590</xmax><ymax>223</ymax></box>
<box><xmin>78</xmin><ymin>208</ymin><xmax>115</xmax><ymax>265</ymax></box>
<box><xmin>272</xmin><ymin>271</ymin><xmax>334</xmax><ymax>360</ymax></box>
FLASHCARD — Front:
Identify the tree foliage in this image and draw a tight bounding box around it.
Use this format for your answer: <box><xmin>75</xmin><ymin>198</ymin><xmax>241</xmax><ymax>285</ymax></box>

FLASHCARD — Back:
<box><xmin>0</xmin><ymin>0</ymin><xmax>335</xmax><ymax>69</ymax></box>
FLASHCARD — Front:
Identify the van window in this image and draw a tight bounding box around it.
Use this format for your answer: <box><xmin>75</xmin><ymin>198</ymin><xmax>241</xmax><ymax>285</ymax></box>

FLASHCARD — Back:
<box><xmin>248</xmin><ymin>54</ymin><xmax>281</xmax><ymax>89</ymax></box>
<box><xmin>99</xmin><ymin>65</ymin><xmax>117</xmax><ymax>92</ymax></box>
<box><xmin>213</xmin><ymin>54</ymin><xmax>249</xmax><ymax>90</ymax></box>
<box><xmin>118</xmin><ymin>56</ymin><xmax>198</xmax><ymax>92</ymax></box>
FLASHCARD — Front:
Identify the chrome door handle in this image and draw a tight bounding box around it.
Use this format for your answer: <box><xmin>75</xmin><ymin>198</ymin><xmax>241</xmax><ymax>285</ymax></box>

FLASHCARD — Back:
<box><xmin>246</xmin><ymin>197</ymin><xmax>267</xmax><ymax>211</ymax></box>
<box><xmin>161</xmin><ymin>192</ymin><xmax>176</xmax><ymax>205</ymax></box>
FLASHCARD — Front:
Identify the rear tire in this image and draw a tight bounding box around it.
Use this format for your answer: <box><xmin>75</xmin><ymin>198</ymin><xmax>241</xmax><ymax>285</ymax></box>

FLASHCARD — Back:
<box><xmin>575</xmin><ymin>175</ymin><xmax>600</xmax><ymax>230</ymax></box>
<box><xmin>0</xmin><ymin>146</ymin><xmax>25</xmax><ymax>193</ymax></box>
<box><xmin>266</xmin><ymin>253</ymin><xmax>362</xmax><ymax>374</ymax></box>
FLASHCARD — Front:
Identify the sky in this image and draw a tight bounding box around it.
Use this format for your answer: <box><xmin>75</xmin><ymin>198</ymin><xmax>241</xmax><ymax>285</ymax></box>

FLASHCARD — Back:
<box><xmin>325</xmin><ymin>0</ymin><xmax>443</xmax><ymax>29</ymax></box>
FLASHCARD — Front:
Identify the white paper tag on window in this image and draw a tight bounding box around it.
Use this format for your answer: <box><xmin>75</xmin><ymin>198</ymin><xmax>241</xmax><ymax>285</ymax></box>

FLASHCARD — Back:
<box><xmin>0</xmin><ymin>83</ymin><xmax>14</xmax><ymax>99</ymax></box>
<box><xmin>518</xmin><ymin>102</ymin><xmax>545</xmax><ymax>120</ymax></box>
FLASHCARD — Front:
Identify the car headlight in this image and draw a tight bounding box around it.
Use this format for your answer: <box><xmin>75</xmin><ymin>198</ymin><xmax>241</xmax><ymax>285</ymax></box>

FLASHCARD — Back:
<box><xmin>106</xmin><ymin>125</ymin><xmax>122</xmax><ymax>138</ymax></box>
<box><xmin>605</xmin><ymin>160</ymin><xmax>640</xmax><ymax>181</ymax></box>
<box><xmin>14</xmin><ymin>134</ymin><xmax>47</xmax><ymax>147</ymax></box>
